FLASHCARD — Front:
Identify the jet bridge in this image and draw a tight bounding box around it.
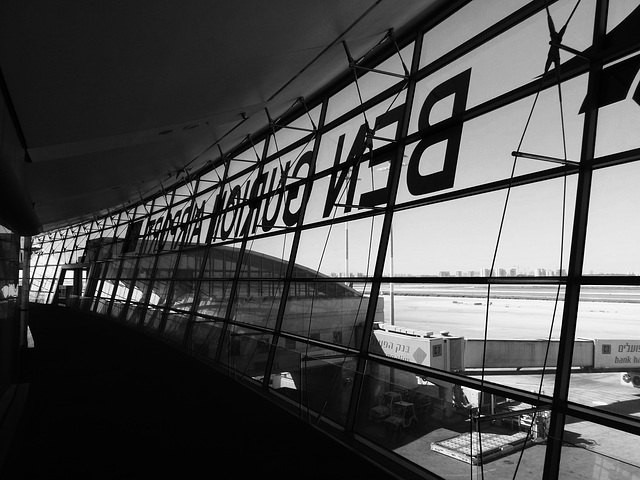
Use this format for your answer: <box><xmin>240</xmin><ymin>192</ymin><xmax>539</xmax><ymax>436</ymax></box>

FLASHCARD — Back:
<box><xmin>371</xmin><ymin>325</ymin><xmax>640</xmax><ymax>465</ymax></box>
<box><xmin>373</xmin><ymin>323</ymin><xmax>640</xmax><ymax>375</ymax></box>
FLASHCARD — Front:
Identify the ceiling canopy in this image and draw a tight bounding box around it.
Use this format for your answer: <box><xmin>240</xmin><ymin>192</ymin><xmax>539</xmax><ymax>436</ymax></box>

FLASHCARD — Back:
<box><xmin>0</xmin><ymin>0</ymin><xmax>450</xmax><ymax>233</ymax></box>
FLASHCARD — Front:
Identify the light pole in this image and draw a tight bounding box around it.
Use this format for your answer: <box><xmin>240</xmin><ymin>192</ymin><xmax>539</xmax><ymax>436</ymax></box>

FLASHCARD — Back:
<box><xmin>390</xmin><ymin>226</ymin><xmax>395</xmax><ymax>326</ymax></box>
<box><xmin>345</xmin><ymin>222</ymin><xmax>349</xmax><ymax>279</ymax></box>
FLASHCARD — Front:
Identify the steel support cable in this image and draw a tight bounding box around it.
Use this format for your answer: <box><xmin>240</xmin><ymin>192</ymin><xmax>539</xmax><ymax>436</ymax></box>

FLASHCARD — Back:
<box><xmin>135</xmin><ymin>113</ymin><xmax>250</xmax><ymax>205</ymax></box>
<box><xmin>233</xmin><ymin>233</ymin><xmax>290</xmax><ymax>384</ymax></box>
<box><xmin>310</xmin><ymin>45</ymin><xmax>405</xmax><ymax>424</ymax></box>
<box><xmin>266</xmin><ymin>105</ymin><xmax>309</xmax><ymax>185</ymax></box>
<box><xmin>140</xmin><ymin>0</ymin><xmax>386</xmax><ymax>215</ymax></box>
<box><xmin>344</xmin><ymin>29</ymin><xmax>410</xmax><ymax>145</ymax></box>
<box><xmin>203</xmin><ymin>129</ymin><xmax>315</xmax><ymax>222</ymax></box>
<box><xmin>477</xmin><ymin>81</ymin><xmax>542</xmax><ymax>480</ymax></box>
<box><xmin>300</xmin><ymin>170</ymin><xmax>350</xmax><ymax>422</ymax></box>
<box><xmin>269</xmin><ymin>96</ymin><xmax>317</xmax><ymax>132</ymax></box>
<box><xmin>511</xmin><ymin>3</ymin><xmax>581</xmax><ymax>478</ymax></box>
<box><xmin>475</xmin><ymin>1</ymin><xmax>581</xmax><ymax>478</ymax></box>
<box><xmin>300</xmin><ymin>136</ymin><xmax>379</xmax><ymax>426</ymax></box>
<box><xmin>314</xmin><ymin>146</ymin><xmax>380</xmax><ymax>426</ymax></box>
<box><xmin>196</xmin><ymin>133</ymin><xmax>315</xmax><ymax>360</ymax></box>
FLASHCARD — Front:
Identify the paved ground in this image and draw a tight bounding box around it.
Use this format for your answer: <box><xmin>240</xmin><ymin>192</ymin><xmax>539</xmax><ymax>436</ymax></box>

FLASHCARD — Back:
<box><xmin>358</xmin><ymin>370</ymin><xmax>640</xmax><ymax>479</ymax></box>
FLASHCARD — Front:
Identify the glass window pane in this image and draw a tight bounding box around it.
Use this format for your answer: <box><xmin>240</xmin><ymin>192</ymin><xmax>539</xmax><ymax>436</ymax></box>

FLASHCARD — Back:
<box><xmin>154</xmin><ymin>253</ymin><xmax>179</xmax><ymax>278</ymax></box>
<box><xmin>325</xmin><ymin>69</ymin><xmax>406</xmax><ymax>126</ymax></box>
<box><xmin>187</xmin><ymin>317</ymin><xmax>223</xmax><ymax>359</ymax></box>
<box><xmin>354</xmin><ymin>360</ymin><xmax>547</xmax><ymax>479</ymax></box>
<box><xmin>168</xmin><ymin>249</ymin><xmax>205</xmax><ymax>311</ymax></box>
<box><xmin>148</xmin><ymin>278</ymin><xmax>170</xmax><ymax>307</ymax></box>
<box><xmin>196</xmin><ymin>164</ymin><xmax>226</xmax><ymax>193</ymax></box>
<box><xmin>130</xmin><ymin>279</ymin><xmax>151</xmax><ymax>304</ymax></box>
<box><xmin>560</xmin><ymin>418</ymin><xmax>640</xmax><ymax>479</ymax></box>
<box><xmin>162</xmin><ymin>311</ymin><xmax>190</xmax><ymax>344</ymax></box>
<box><xmin>371</xmin><ymin>283</ymin><xmax>565</xmax><ymax>394</ymax></box>
<box><xmin>219</xmin><ymin>325</ymin><xmax>271</xmax><ymax>380</ymax></box>
<box><xmin>420</xmin><ymin>0</ymin><xmax>530</xmax><ymax>68</ymax></box>
<box><xmin>143</xmin><ymin>307</ymin><xmax>163</xmax><ymax>333</ymax></box>
<box><xmin>231</xmin><ymin>281</ymin><xmax>282</xmax><ymax>329</ymax></box>
<box><xmin>202</xmin><ymin>245</ymin><xmax>241</xmax><ymax>278</ymax></box>
<box><xmin>282</xmin><ymin>281</ymin><xmax>382</xmax><ymax>347</ymax></box>
<box><xmin>124</xmin><ymin>301</ymin><xmax>145</xmax><ymax>326</ymax></box>
<box><xmin>608</xmin><ymin>1</ymin><xmax>640</xmax><ymax>32</ymax></box>
<box><xmin>104</xmin><ymin>259</ymin><xmax>121</xmax><ymax>279</ymax></box>
<box><xmin>570</xmin><ymin>289</ymin><xmax>640</xmax><ymax>420</ymax></box>
<box><xmin>402</xmin><ymin>80</ymin><xmax>585</xmax><ymax>207</ymax></box>
<box><xmin>391</xmin><ymin>179</ymin><xmax>575</xmax><ymax>277</ymax></box>
<box><xmin>227</xmin><ymin>140</ymin><xmax>265</xmax><ymax>177</ymax></box>
<box><xmin>594</xmin><ymin>55</ymin><xmax>640</xmax><ymax>157</ymax></box>
<box><xmin>296</xmin><ymin>216</ymin><xmax>383</xmax><ymax>278</ymax></box>
<box><xmin>196</xmin><ymin>280</ymin><xmax>233</xmax><ymax>319</ymax></box>
<box><xmin>416</xmin><ymin>1</ymin><xmax>594</xmax><ymax>114</ymax></box>
<box><xmin>241</xmin><ymin>234</ymin><xmax>293</xmax><ymax>278</ymax></box>
<box><xmin>136</xmin><ymin>256</ymin><xmax>156</xmax><ymax>279</ymax></box>
<box><xmin>584</xmin><ymin>163</ymin><xmax>640</xmax><ymax>275</ymax></box>
<box><xmin>265</xmin><ymin>106</ymin><xmax>320</xmax><ymax>155</ymax></box>
<box><xmin>272</xmin><ymin>337</ymin><xmax>356</xmax><ymax>426</ymax></box>
<box><xmin>318</xmin><ymin>91</ymin><xmax>405</xmax><ymax>176</ymax></box>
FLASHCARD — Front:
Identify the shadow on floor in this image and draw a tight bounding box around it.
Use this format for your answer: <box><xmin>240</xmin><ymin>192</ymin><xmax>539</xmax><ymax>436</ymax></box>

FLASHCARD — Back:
<box><xmin>2</xmin><ymin>304</ymin><xmax>398</xmax><ymax>479</ymax></box>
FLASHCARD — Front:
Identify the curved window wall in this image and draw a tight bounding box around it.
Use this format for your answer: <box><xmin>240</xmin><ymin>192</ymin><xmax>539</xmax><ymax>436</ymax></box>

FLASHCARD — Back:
<box><xmin>28</xmin><ymin>1</ymin><xmax>640</xmax><ymax>478</ymax></box>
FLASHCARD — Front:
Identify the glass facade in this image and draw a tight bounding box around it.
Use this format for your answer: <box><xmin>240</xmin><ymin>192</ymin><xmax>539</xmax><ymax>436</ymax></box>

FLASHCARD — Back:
<box><xmin>27</xmin><ymin>1</ymin><xmax>640</xmax><ymax>478</ymax></box>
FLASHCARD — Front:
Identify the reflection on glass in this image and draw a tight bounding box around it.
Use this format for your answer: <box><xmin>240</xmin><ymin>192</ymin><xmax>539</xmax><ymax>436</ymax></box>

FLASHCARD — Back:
<box><xmin>219</xmin><ymin>325</ymin><xmax>271</xmax><ymax>380</ymax></box>
<box><xmin>241</xmin><ymin>234</ymin><xmax>293</xmax><ymax>278</ymax></box>
<box><xmin>196</xmin><ymin>281</ymin><xmax>232</xmax><ymax>318</ymax></box>
<box><xmin>147</xmin><ymin>278</ymin><xmax>170</xmax><ymax>307</ymax></box>
<box><xmin>188</xmin><ymin>318</ymin><xmax>222</xmax><ymax>359</ymax></box>
<box><xmin>271</xmin><ymin>338</ymin><xmax>356</xmax><ymax>426</ymax></box>
<box><xmin>125</xmin><ymin>301</ymin><xmax>146</xmax><ymax>325</ymax></box>
<box><xmin>169</xmin><ymin>250</ymin><xmax>204</xmax><ymax>312</ymax></box>
<box><xmin>143</xmin><ymin>307</ymin><xmax>162</xmax><ymax>333</ymax></box>
<box><xmin>110</xmin><ymin>298</ymin><xmax>125</xmax><ymax>319</ymax></box>
<box><xmin>203</xmin><ymin>245</ymin><xmax>241</xmax><ymax>278</ymax></box>
<box><xmin>162</xmin><ymin>311</ymin><xmax>190</xmax><ymax>344</ymax></box>
<box><xmin>560</xmin><ymin>417</ymin><xmax>640</xmax><ymax>479</ymax></box>
<box><xmin>296</xmin><ymin>216</ymin><xmax>383</xmax><ymax>278</ymax></box>
<box><xmin>155</xmin><ymin>253</ymin><xmax>179</xmax><ymax>278</ymax></box>
<box><xmin>104</xmin><ymin>259</ymin><xmax>121</xmax><ymax>279</ymax></box>
<box><xmin>230</xmin><ymin>281</ymin><xmax>282</xmax><ymax>329</ymax></box>
<box><xmin>282</xmin><ymin>281</ymin><xmax>381</xmax><ymax>347</ymax></box>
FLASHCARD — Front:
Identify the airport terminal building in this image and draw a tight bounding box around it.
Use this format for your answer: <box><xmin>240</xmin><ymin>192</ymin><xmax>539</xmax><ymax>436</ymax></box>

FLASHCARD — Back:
<box><xmin>2</xmin><ymin>1</ymin><xmax>640</xmax><ymax>478</ymax></box>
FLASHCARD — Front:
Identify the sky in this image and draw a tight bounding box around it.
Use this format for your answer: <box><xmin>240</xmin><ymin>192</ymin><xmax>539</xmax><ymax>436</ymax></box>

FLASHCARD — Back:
<box><xmin>289</xmin><ymin>0</ymin><xmax>640</xmax><ymax>277</ymax></box>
